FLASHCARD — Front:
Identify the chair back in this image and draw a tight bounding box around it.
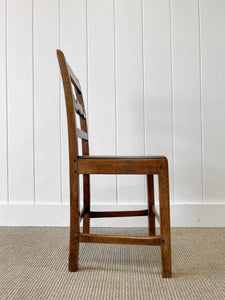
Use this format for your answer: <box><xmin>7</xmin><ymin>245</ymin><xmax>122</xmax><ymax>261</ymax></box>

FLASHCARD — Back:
<box><xmin>57</xmin><ymin>49</ymin><xmax>89</xmax><ymax>163</ymax></box>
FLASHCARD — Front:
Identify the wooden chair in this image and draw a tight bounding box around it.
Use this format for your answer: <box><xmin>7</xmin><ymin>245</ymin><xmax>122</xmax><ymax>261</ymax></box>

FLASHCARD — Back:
<box><xmin>57</xmin><ymin>49</ymin><xmax>172</xmax><ymax>278</ymax></box>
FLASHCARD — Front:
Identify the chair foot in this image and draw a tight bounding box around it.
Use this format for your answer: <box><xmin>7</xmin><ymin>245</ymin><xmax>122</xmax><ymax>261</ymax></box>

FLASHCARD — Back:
<box><xmin>161</xmin><ymin>240</ymin><xmax>172</xmax><ymax>278</ymax></box>
<box><xmin>162</xmin><ymin>270</ymin><xmax>172</xmax><ymax>278</ymax></box>
<box><xmin>68</xmin><ymin>236</ymin><xmax>79</xmax><ymax>272</ymax></box>
<box><xmin>68</xmin><ymin>260</ymin><xmax>78</xmax><ymax>272</ymax></box>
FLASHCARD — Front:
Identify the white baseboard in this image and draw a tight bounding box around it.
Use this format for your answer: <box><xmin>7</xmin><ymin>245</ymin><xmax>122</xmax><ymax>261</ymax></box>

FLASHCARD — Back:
<box><xmin>0</xmin><ymin>203</ymin><xmax>224</xmax><ymax>227</ymax></box>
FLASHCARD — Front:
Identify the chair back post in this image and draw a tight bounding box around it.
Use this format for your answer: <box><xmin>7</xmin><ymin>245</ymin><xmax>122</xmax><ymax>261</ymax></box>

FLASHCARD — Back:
<box><xmin>71</xmin><ymin>65</ymin><xmax>90</xmax><ymax>234</ymax></box>
<box><xmin>57</xmin><ymin>50</ymin><xmax>78</xmax><ymax>165</ymax></box>
<box><xmin>57</xmin><ymin>49</ymin><xmax>90</xmax><ymax>235</ymax></box>
<box><xmin>57</xmin><ymin>49</ymin><xmax>90</xmax><ymax>163</ymax></box>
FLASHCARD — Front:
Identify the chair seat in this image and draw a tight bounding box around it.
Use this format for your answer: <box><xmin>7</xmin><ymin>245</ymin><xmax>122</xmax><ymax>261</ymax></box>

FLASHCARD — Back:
<box><xmin>78</xmin><ymin>155</ymin><xmax>166</xmax><ymax>160</ymax></box>
<box><xmin>77</xmin><ymin>155</ymin><xmax>167</xmax><ymax>175</ymax></box>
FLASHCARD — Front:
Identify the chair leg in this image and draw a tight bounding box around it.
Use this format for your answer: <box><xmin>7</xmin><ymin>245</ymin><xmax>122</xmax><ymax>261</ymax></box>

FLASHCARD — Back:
<box><xmin>158</xmin><ymin>163</ymin><xmax>172</xmax><ymax>278</ymax></box>
<box><xmin>147</xmin><ymin>175</ymin><xmax>155</xmax><ymax>236</ymax></box>
<box><xmin>68</xmin><ymin>231</ymin><xmax>79</xmax><ymax>271</ymax></box>
<box><xmin>83</xmin><ymin>174</ymin><xmax>90</xmax><ymax>233</ymax></box>
<box><xmin>68</xmin><ymin>174</ymin><xmax>80</xmax><ymax>272</ymax></box>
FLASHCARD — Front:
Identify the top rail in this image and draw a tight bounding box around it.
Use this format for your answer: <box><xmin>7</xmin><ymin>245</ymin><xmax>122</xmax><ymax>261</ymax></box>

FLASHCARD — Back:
<box><xmin>67</xmin><ymin>63</ymin><xmax>82</xmax><ymax>93</ymax></box>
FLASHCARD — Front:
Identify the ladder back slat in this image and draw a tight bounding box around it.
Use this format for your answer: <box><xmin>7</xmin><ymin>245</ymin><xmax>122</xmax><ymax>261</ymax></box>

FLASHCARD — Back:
<box><xmin>76</xmin><ymin>128</ymin><xmax>88</xmax><ymax>140</ymax></box>
<box><xmin>72</xmin><ymin>94</ymin><xmax>86</xmax><ymax>119</ymax></box>
<box><xmin>67</xmin><ymin>63</ymin><xmax>82</xmax><ymax>93</ymax></box>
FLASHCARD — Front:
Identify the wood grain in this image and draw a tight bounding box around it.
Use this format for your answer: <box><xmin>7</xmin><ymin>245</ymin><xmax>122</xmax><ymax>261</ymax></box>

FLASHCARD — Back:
<box><xmin>147</xmin><ymin>175</ymin><xmax>155</xmax><ymax>236</ymax></box>
<box><xmin>78</xmin><ymin>157</ymin><xmax>166</xmax><ymax>175</ymax></box>
<box><xmin>159</xmin><ymin>162</ymin><xmax>172</xmax><ymax>278</ymax></box>
<box><xmin>90</xmin><ymin>209</ymin><xmax>148</xmax><ymax>218</ymax></box>
<box><xmin>79</xmin><ymin>233</ymin><xmax>161</xmax><ymax>246</ymax></box>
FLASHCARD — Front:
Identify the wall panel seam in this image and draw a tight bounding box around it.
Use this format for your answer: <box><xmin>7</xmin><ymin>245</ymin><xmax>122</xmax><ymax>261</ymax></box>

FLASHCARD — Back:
<box><xmin>113</xmin><ymin>0</ymin><xmax>118</xmax><ymax>205</ymax></box>
<box><xmin>32</xmin><ymin>0</ymin><xmax>36</xmax><ymax>204</ymax></box>
<box><xmin>5</xmin><ymin>0</ymin><xmax>9</xmax><ymax>204</ymax></box>
<box><xmin>198</xmin><ymin>0</ymin><xmax>204</xmax><ymax>204</ymax></box>
<box><xmin>59</xmin><ymin>0</ymin><xmax>62</xmax><ymax>204</ymax></box>
<box><xmin>86</xmin><ymin>0</ymin><xmax>89</xmax><ymax>122</ymax></box>
<box><xmin>141</xmin><ymin>0</ymin><xmax>147</xmax><ymax>202</ymax></box>
<box><xmin>169</xmin><ymin>0</ymin><xmax>175</xmax><ymax>203</ymax></box>
<box><xmin>141</xmin><ymin>0</ymin><xmax>146</xmax><ymax>157</ymax></box>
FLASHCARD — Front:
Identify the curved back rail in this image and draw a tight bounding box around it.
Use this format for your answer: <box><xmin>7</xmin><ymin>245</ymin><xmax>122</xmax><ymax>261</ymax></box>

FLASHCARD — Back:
<box><xmin>57</xmin><ymin>49</ymin><xmax>90</xmax><ymax>234</ymax></box>
<box><xmin>57</xmin><ymin>49</ymin><xmax>89</xmax><ymax>157</ymax></box>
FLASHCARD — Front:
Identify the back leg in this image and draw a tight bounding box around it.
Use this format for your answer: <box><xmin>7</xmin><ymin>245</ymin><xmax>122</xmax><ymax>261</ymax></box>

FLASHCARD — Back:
<box><xmin>68</xmin><ymin>174</ymin><xmax>80</xmax><ymax>271</ymax></box>
<box><xmin>83</xmin><ymin>174</ymin><xmax>90</xmax><ymax>233</ymax></box>
<box><xmin>147</xmin><ymin>175</ymin><xmax>156</xmax><ymax>236</ymax></box>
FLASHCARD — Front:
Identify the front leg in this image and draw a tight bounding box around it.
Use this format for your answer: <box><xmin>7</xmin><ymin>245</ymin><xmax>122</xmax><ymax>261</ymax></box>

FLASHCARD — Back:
<box><xmin>158</xmin><ymin>160</ymin><xmax>172</xmax><ymax>278</ymax></box>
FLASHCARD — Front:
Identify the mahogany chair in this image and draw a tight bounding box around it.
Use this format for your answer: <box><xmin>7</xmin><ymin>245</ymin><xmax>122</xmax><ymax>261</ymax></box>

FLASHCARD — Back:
<box><xmin>57</xmin><ymin>49</ymin><xmax>172</xmax><ymax>278</ymax></box>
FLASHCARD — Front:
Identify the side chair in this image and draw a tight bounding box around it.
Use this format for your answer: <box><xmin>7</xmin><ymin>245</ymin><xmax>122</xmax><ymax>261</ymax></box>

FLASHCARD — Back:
<box><xmin>57</xmin><ymin>49</ymin><xmax>172</xmax><ymax>278</ymax></box>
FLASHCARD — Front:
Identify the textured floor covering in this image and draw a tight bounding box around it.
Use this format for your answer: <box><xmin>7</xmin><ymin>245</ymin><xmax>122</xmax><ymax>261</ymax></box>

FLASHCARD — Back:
<box><xmin>0</xmin><ymin>227</ymin><xmax>224</xmax><ymax>300</ymax></box>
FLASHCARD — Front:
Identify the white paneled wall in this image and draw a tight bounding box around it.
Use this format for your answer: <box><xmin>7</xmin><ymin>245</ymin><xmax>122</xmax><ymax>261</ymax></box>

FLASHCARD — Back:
<box><xmin>33</xmin><ymin>0</ymin><xmax>61</xmax><ymax>204</ymax></box>
<box><xmin>7</xmin><ymin>0</ymin><xmax>34</xmax><ymax>203</ymax></box>
<box><xmin>0</xmin><ymin>0</ymin><xmax>225</xmax><ymax>226</ymax></box>
<box><xmin>0</xmin><ymin>0</ymin><xmax>8</xmax><ymax>204</ymax></box>
<box><xmin>60</xmin><ymin>0</ymin><xmax>87</xmax><ymax>204</ymax></box>
<box><xmin>116</xmin><ymin>0</ymin><xmax>146</xmax><ymax>205</ymax></box>
<box><xmin>200</xmin><ymin>0</ymin><xmax>225</xmax><ymax>203</ymax></box>
<box><xmin>172</xmin><ymin>0</ymin><xmax>203</xmax><ymax>204</ymax></box>
<box><xmin>88</xmin><ymin>0</ymin><xmax>117</xmax><ymax>204</ymax></box>
<box><xmin>143</xmin><ymin>0</ymin><xmax>173</xmax><ymax>203</ymax></box>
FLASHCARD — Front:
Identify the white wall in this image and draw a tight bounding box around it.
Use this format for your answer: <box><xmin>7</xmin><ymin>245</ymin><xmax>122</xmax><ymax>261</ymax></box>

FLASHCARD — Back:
<box><xmin>0</xmin><ymin>0</ymin><xmax>225</xmax><ymax>227</ymax></box>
